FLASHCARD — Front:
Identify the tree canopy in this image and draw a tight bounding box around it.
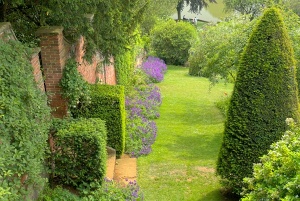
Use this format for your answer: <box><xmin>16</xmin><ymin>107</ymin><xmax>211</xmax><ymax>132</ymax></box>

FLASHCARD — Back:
<box><xmin>176</xmin><ymin>0</ymin><xmax>216</xmax><ymax>20</ymax></box>
<box><xmin>0</xmin><ymin>0</ymin><xmax>149</xmax><ymax>59</ymax></box>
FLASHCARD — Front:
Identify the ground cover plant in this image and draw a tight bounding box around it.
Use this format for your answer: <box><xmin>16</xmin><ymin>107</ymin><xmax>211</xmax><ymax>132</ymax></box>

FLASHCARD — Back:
<box><xmin>138</xmin><ymin>66</ymin><xmax>235</xmax><ymax>201</ymax></box>
<box><xmin>217</xmin><ymin>7</ymin><xmax>300</xmax><ymax>195</ymax></box>
<box><xmin>38</xmin><ymin>179</ymin><xmax>143</xmax><ymax>201</ymax></box>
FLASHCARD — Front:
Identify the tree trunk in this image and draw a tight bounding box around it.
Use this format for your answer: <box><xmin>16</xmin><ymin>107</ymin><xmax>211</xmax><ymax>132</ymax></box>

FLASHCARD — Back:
<box><xmin>176</xmin><ymin>0</ymin><xmax>184</xmax><ymax>21</ymax></box>
<box><xmin>0</xmin><ymin>1</ymin><xmax>7</xmax><ymax>22</ymax></box>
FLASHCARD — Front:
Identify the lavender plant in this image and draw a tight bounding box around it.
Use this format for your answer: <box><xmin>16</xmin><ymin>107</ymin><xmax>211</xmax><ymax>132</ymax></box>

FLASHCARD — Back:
<box><xmin>126</xmin><ymin>84</ymin><xmax>162</xmax><ymax>119</ymax></box>
<box><xmin>141</xmin><ymin>57</ymin><xmax>167</xmax><ymax>83</ymax></box>
<box><xmin>83</xmin><ymin>178</ymin><xmax>144</xmax><ymax>201</ymax></box>
<box><xmin>125</xmin><ymin>84</ymin><xmax>161</xmax><ymax>157</ymax></box>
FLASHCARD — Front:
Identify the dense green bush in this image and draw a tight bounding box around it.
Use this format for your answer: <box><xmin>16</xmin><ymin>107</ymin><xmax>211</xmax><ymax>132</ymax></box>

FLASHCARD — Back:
<box><xmin>76</xmin><ymin>84</ymin><xmax>126</xmax><ymax>157</ymax></box>
<box><xmin>216</xmin><ymin>7</ymin><xmax>300</xmax><ymax>195</ymax></box>
<box><xmin>114</xmin><ymin>30</ymin><xmax>145</xmax><ymax>86</ymax></box>
<box><xmin>38</xmin><ymin>186</ymin><xmax>81</xmax><ymax>201</ymax></box>
<box><xmin>215</xmin><ymin>93</ymin><xmax>231</xmax><ymax>117</ymax></box>
<box><xmin>150</xmin><ymin>19</ymin><xmax>197</xmax><ymax>65</ymax></box>
<box><xmin>51</xmin><ymin>118</ymin><xmax>107</xmax><ymax>190</ymax></box>
<box><xmin>115</xmin><ymin>50</ymin><xmax>135</xmax><ymax>86</ymax></box>
<box><xmin>60</xmin><ymin>59</ymin><xmax>91</xmax><ymax>114</ymax></box>
<box><xmin>242</xmin><ymin>119</ymin><xmax>300</xmax><ymax>200</ymax></box>
<box><xmin>188</xmin><ymin>15</ymin><xmax>255</xmax><ymax>82</ymax></box>
<box><xmin>83</xmin><ymin>179</ymin><xmax>144</xmax><ymax>201</ymax></box>
<box><xmin>0</xmin><ymin>40</ymin><xmax>51</xmax><ymax>200</ymax></box>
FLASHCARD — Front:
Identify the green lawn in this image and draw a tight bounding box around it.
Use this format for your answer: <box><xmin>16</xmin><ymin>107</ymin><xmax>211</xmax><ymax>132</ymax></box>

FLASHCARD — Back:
<box><xmin>137</xmin><ymin>65</ymin><xmax>235</xmax><ymax>201</ymax></box>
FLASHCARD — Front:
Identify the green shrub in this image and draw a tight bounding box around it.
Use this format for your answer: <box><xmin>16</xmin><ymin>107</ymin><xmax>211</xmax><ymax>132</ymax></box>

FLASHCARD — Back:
<box><xmin>242</xmin><ymin>119</ymin><xmax>300</xmax><ymax>200</ymax></box>
<box><xmin>76</xmin><ymin>84</ymin><xmax>126</xmax><ymax>157</ymax></box>
<box><xmin>216</xmin><ymin>7</ymin><xmax>300</xmax><ymax>195</ymax></box>
<box><xmin>215</xmin><ymin>93</ymin><xmax>231</xmax><ymax>117</ymax></box>
<box><xmin>114</xmin><ymin>29</ymin><xmax>144</xmax><ymax>86</ymax></box>
<box><xmin>150</xmin><ymin>19</ymin><xmax>197</xmax><ymax>65</ymax></box>
<box><xmin>51</xmin><ymin>118</ymin><xmax>107</xmax><ymax>190</ymax></box>
<box><xmin>60</xmin><ymin>58</ymin><xmax>91</xmax><ymax>115</ymax></box>
<box><xmin>0</xmin><ymin>40</ymin><xmax>51</xmax><ymax>200</ymax></box>
<box><xmin>83</xmin><ymin>179</ymin><xmax>144</xmax><ymax>201</ymax></box>
<box><xmin>38</xmin><ymin>186</ymin><xmax>80</xmax><ymax>201</ymax></box>
<box><xmin>188</xmin><ymin>15</ymin><xmax>255</xmax><ymax>83</ymax></box>
<box><xmin>115</xmin><ymin>50</ymin><xmax>135</xmax><ymax>86</ymax></box>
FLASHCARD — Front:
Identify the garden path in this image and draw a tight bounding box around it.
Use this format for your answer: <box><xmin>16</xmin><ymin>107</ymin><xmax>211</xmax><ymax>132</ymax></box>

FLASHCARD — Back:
<box><xmin>137</xmin><ymin>66</ymin><xmax>235</xmax><ymax>201</ymax></box>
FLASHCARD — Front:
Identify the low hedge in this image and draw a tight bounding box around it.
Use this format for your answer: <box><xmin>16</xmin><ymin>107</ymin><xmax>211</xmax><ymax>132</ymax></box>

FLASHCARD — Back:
<box><xmin>50</xmin><ymin>118</ymin><xmax>107</xmax><ymax>189</ymax></box>
<box><xmin>76</xmin><ymin>84</ymin><xmax>126</xmax><ymax>157</ymax></box>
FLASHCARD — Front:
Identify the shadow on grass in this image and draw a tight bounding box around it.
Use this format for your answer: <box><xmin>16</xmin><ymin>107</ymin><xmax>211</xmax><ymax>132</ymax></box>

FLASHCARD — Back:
<box><xmin>197</xmin><ymin>189</ymin><xmax>240</xmax><ymax>201</ymax></box>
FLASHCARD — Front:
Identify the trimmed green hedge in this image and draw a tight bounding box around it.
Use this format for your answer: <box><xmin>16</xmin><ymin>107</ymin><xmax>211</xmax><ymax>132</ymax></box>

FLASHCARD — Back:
<box><xmin>76</xmin><ymin>84</ymin><xmax>126</xmax><ymax>157</ymax></box>
<box><xmin>51</xmin><ymin>118</ymin><xmax>107</xmax><ymax>189</ymax></box>
<box><xmin>216</xmin><ymin>7</ymin><xmax>300</xmax><ymax>195</ymax></box>
<box><xmin>115</xmin><ymin>50</ymin><xmax>135</xmax><ymax>86</ymax></box>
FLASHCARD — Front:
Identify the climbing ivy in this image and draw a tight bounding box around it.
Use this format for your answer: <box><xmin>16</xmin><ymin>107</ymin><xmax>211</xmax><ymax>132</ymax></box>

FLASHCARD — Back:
<box><xmin>0</xmin><ymin>40</ymin><xmax>51</xmax><ymax>200</ymax></box>
<box><xmin>59</xmin><ymin>58</ymin><xmax>91</xmax><ymax>116</ymax></box>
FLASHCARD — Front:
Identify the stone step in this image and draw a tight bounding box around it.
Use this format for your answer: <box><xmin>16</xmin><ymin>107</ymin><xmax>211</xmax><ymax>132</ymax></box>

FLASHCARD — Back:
<box><xmin>113</xmin><ymin>155</ymin><xmax>137</xmax><ymax>186</ymax></box>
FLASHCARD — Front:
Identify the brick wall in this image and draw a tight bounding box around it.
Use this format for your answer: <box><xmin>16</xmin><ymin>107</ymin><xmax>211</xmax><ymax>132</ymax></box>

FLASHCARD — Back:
<box><xmin>36</xmin><ymin>26</ymin><xmax>117</xmax><ymax>117</ymax></box>
<box><xmin>36</xmin><ymin>26</ymin><xmax>68</xmax><ymax>118</ymax></box>
<box><xmin>30</xmin><ymin>48</ymin><xmax>45</xmax><ymax>92</ymax></box>
<box><xmin>75</xmin><ymin>36</ymin><xmax>116</xmax><ymax>85</ymax></box>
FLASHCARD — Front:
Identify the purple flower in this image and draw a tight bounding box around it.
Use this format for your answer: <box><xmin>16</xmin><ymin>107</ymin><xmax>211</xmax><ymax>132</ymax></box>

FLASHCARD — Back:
<box><xmin>125</xmin><ymin>83</ymin><xmax>161</xmax><ymax>157</ymax></box>
<box><xmin>141</xmin><ymin>57</ymin><xmax>167</xmax><ymax>83</ymax></box>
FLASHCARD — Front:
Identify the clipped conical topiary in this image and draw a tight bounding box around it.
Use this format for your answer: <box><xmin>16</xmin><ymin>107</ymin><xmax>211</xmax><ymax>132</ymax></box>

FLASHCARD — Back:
<box><xmin>216</xmin><ymin>7</ymin><xmax>300</xmax><ymax>195</ymax></box>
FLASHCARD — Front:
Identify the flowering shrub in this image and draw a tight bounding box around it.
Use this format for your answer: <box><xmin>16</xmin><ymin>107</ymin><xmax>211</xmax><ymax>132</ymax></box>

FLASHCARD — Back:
<box><xmin>39</xmin><ymin>179</ymin><xmax>143</xmax><ymax>201</ymax></box>
<box><xmin>125</xmin><ymin>84</ymin><xmax>161</xmax><ymax>157</ymax></box>
<box><xmin>126</xmin><ymin>84</ymin><xmax>162</xmax><ymax>119</ymax></box>
<box><xmin>242</xmin><ymin>119</ymin><xmax>300</xmax><ymax>200</ymax></box>
<box><xmin>83</xmin><ymin>179</ymin><xmax>144</xmax><ymax>201</ymax></box>
<box><xmin>142</xmin><ymin>57</ymin><xmax>167</xmax><ymax>83</ymax></box>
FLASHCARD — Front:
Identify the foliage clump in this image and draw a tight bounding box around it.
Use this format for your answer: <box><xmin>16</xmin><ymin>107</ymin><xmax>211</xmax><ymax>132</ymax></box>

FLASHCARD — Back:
<box><xmin>150</xmin><ymin>19</ymin><xmax>197</xmax><ymax>65</ymax></box>
<box><xmin>75</xmin><ymin>84</ymin><xmax>126</xmax><ymax>158</ymax></box>
<box><xmin>216</xmin><ymin>7</ymin><xmax>300</xmax><ymax>195</ymax></box>
<box><xmin>0</xmin><ymin>40</ymin><xmax>51</xmax><ymax>200</ymax></box>
<box><xmin>188</xmin><ymin>15</ymin><xmax>256</xmax><ymax>83</ymax></box>
<box><xmin>60</xmin><ymin>59</ymin><xmax>91</xmax><ymax>114</ymax></box>
<box><xmin>50</xmin><ymin>118</ymin><xmax>107</xmax><ymax>190</ymax></box>
<box><xmin>242</xmin><ymin>119</ymin><xmax>300</xmax><ymax>200</ymax></box>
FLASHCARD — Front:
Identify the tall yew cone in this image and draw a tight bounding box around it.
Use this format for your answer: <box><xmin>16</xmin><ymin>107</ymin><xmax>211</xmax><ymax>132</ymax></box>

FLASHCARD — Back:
<box><xmin>216</xmin><ymin>7</ymin><xmax>300</xmax><ymax>195</ymax></box>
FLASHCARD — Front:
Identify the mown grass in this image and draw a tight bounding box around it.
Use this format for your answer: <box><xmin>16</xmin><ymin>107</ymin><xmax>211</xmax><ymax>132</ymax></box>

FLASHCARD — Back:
<box><xmin>137</xmin><ymin>65</ymin><xmax>235</xmax><ymax>201</ymax></box>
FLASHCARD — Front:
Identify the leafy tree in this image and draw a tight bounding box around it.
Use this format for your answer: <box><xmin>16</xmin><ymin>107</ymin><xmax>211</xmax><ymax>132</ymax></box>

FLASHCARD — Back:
<box><xmin>289</xmin><ymin>0</ymin><xmax>300</xmax><ymax>16</ymax></box>
<box><xmin>223</xmin><ymin>0</ymin><xmax>300</xmax><ymax>19</ymax></box>
<box><xmin>150</xmin><ymin>19</ymin><xmax>197</xmax><ymax>65</ymax></box>
<box><xmin>223</xmin><ymin>0</ymin><xmax>265</xmax><ymax>19</ymax></box>
<box><xmin>141</xmin><ymin>0</ymin><xmax>178</xmax><ymax>34</ymax></box>
<box><xmin>188</xmin><ymin>8</ymin><xmax>300</xmax><ymax>92</ymax></box>
<box><xmin>176</xmin><ymin>0</ymin><xmax>216</xmax><ymax>21</ymax></box>
<box><xmin>188</xmin><ymin>14</ymin><xmax>256</xmax><ymax>83</ymax></box>
<box><xmin>0</xmin><ymin>0</ymin><xmax>149</xmax><ymax>59</ymax></box>
<box><xmin>216</xmin><ymin>7</ymin><xmax>300</xmax><ymax>195</ymax></box>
